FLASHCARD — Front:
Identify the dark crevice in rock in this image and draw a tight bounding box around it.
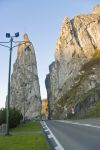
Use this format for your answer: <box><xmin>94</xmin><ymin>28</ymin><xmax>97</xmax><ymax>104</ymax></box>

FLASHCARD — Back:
<box><xmin>85</xmin><ymin>28</ymin><xmax>96</xmax><ymax>49</ymax></box>
<box><xmin>70</xmin><ymin>19</ymin><xmax>83</xmax><ymax>50</ymax></box>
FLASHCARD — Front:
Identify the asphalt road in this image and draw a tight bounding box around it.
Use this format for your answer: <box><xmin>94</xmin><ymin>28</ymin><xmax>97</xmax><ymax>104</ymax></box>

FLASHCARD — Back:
<box><xmin>46</xmin><ymin>119</ymin><xmax>100</xmax><ymax>150</ymax></box>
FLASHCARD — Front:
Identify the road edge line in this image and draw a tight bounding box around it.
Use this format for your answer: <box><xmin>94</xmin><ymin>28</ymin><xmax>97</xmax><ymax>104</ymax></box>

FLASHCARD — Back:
<box><xmin>40</xmin><ymin>121</ymin><xmax>64</xmax><ymax>150</ymax></box>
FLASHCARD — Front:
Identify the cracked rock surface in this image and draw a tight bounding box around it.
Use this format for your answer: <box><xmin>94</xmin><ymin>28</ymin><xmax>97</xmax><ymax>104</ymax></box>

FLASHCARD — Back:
<box><xmin>45</xmin><ymin>5</ymin><xmax>100</xmax><ymax>118</ymax></box>
<box><xmin>9</xmin><ymin>34</ymin><xmax>41</xmax><ymax>120</ymax></box>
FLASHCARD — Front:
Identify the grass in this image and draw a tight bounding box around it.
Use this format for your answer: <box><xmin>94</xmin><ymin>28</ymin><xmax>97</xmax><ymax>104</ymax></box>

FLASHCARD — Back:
<box><xmin>10</xmin><ymin>121</ymin><xmax>41</xmax><ymax>132</ymax></box>
<box><xmin>0</xmin><ymin>121</ymin><xmax>49</xmax><ymax>150</ymax></box>
<box><xmin>0</xmin><ymin>134</ymin><xmax>49</xmax><ymax>150</ymax></box>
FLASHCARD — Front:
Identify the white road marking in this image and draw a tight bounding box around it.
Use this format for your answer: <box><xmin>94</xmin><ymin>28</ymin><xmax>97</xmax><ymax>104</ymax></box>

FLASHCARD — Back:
<box><xmin>48</xmin><ymin>134</ymin><xmax>52</xmax><ymax>138</ymax></box>
<box><xmin>55</xmin><ymin>146</ymin><xmax>62</xmax><ymax>150</ymax></box>
<box><xmin>57</xmin><ymin>120</ymin><xmax>100</xmax><ymax>129</ymax></box>
<box><xmin>45</xmin><ymin>129</ymin><xmax>49</xmax><ymax>132</ymax></box>
<box><xmin>40</xmin><ymin>121</ymin><xmax>64</xmax><ymax>150</ymax></box>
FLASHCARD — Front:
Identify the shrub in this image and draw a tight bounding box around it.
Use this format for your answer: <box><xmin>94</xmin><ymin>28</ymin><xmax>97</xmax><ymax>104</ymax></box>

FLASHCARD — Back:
<box><xmin>0</xmin><ymin>108</ymin><xmax>22</xmax><ymax>128</ymax></box>
<box><xmin>0</xmin><ymin>108</ymin><xmax>6</xmax><ymax>125</ymax></box>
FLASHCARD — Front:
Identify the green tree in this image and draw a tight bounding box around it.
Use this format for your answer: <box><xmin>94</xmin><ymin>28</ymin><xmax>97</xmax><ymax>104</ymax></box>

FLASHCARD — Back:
<box><xmin>0</xmin><ymin>108</ymin><xmax>6</xmax><ymax>125</ymax></box>
<box><xmin>0</xmin><ymin>108</ymin><xmax>22</xmax><ymax>128</ymax></box>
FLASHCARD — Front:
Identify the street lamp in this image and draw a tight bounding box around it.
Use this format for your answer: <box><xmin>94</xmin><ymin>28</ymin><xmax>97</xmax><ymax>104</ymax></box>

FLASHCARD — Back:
<box><xmin>6</xmin><ymin>32</ymin><xmax>19</xmax><ymax>136</ymax></box>
<box><xmin>0</xmin><ymin>33</ymin><xmax>32</xmax><ymax>135</ymax></box>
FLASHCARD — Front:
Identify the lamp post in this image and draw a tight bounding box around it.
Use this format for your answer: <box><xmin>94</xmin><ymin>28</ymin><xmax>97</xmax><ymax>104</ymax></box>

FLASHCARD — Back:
<box><xmin>6</xmin><ymin>36</ymin><xmax>13</xmax><ymax>135</ymax></box>
<box><xmin>0</xmin><ymin>33</ymin><xmax>32</xmax><ymax>135</ymax></box>
<box><xmin>5</xmin><ymin>33</ymin><xmax>19</xmax><ymax>135</ymax></box>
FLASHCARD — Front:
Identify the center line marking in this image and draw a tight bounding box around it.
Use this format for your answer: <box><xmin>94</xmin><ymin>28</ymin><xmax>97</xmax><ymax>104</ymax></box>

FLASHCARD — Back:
<box><xmin>57</xmin><ymin>120</ymin><xmax>100</xmax><ymax>129</ymax></box>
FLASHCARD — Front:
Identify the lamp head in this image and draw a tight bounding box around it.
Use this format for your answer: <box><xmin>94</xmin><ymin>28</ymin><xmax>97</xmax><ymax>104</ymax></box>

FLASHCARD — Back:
<box><xmin>15</xmin><ymin>32</ymin><xmax>19</xmax><ymax>37</ymax></box>
<box><xmin>6</xmin><ymin>33</ymin><xmax>10</xmax><ymax>38</ymax></box>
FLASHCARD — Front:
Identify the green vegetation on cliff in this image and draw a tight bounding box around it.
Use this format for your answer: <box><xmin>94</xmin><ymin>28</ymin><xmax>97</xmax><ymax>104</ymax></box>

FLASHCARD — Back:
<box><xmin>73</xmin><ymin>100</ymin><xmax>100</xmax><ymax>119</ymax></box>
<box><xmin>54</xmin><ymin>55</ymin><xmax>100</xmax><ymax>119</ymax></box>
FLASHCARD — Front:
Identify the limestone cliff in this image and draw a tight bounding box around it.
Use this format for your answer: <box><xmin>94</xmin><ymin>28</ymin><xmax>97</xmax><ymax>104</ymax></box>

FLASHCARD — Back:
<box><xmin>45</xmin><ymin>5</ymin><xmax>100</xmax><ymax>119</ymax></box>
<box><xmin>10</xmin><ymin>34</ymin><xmax>41</xmax><ymax>120</ymax></box>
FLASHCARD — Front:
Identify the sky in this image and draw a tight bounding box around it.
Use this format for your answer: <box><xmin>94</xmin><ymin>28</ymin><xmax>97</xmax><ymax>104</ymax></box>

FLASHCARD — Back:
<box><xmin>0</xmin><ymin>0</ymin><xmax>99</xmax><ymax>108</ymax></box>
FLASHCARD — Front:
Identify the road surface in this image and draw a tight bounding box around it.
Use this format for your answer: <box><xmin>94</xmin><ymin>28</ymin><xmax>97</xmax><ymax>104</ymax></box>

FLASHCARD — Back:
<box><xmin>45</xmin><ymin>119</ymin><xmax>100</xmax><ymax>150</ymax></box>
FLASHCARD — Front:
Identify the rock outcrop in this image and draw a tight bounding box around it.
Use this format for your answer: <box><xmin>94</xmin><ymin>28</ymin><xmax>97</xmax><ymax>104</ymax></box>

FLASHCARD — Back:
<box><xmin>45</xmin><ymin>5</ymin><xmax>100</xmax><ymax>119</ymax></box>
<box><xmin>10</xmin><ymin>34</ymin><xmax>41</xmax><ymax>120</ymax></box>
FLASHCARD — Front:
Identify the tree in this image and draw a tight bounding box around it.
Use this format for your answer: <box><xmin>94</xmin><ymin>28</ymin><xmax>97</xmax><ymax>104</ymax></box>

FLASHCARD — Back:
<box><xmin>0</xmin><ymin>108</ymin><xmax>22</xmax><ymax>128</ymax></box>
<box><xmin>0</xmin><ymin>108</ymin><xmax>6</xmax><ymax>125</ymax></box>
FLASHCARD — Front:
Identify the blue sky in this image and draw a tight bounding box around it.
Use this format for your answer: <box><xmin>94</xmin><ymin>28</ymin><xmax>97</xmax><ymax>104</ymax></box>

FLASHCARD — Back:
<box><xmin>0</xmin><ymin>0</ymin><xmax>99</xmax><ymax>108</ymax></box>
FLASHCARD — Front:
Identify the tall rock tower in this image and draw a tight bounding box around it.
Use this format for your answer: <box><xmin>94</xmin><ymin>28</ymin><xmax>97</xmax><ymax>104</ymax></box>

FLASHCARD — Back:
<box><xmin>10</xmin><ymin>34</ymin><xmax>41</xmax><ymax>120</ymax></box>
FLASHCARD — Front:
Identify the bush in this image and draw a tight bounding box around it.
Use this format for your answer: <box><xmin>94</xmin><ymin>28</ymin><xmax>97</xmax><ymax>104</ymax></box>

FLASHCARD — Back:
<box><xmin>69</xmin><ymin>100</ymin><xmax>100</xmax><ymax>120</ymax></box>
<box><xmin>0</xmin><ymin>108</ymin><xmax>22</xmax><ymax>128</ymax></box>
<box><xmin>0</xmin><ymin>108</ymin><xmax>6</xmax><ymax>125</ymax></box>
<box><xmin>9</xmin><ymin>108</ymin><xmax>23</xmax><ymax>128</ymax></box>
<box><xmin>88</xmin><ymin>100</ymin><xmax>100</xmax><ymax>117</ymax></box>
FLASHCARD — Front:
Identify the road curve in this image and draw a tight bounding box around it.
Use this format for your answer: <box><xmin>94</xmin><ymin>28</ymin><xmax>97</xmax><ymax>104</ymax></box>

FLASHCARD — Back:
<box><xmin>46</xmin><ymin>120</ymin><xmax>100</xmax><ymax>150</ymax></box>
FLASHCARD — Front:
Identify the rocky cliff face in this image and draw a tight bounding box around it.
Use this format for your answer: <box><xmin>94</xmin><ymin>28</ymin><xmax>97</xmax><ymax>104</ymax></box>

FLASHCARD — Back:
<box><xmin>10</xmin><ymin>34</ymin><xmax>41</xmax><ymax>120</ymax></box>
<box><xmin>45</xmin><ymin>5</ymin><xmax>100</xmax><ymax>119</ymax></box>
